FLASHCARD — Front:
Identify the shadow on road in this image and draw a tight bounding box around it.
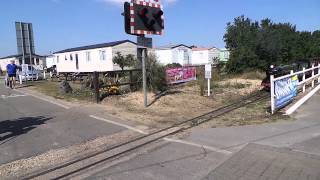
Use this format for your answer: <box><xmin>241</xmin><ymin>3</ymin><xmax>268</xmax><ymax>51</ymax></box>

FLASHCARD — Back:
<box><xmin>0</xmin><ymin>116</ymin><xmax>52</xmax><ymax>145</ymax></box>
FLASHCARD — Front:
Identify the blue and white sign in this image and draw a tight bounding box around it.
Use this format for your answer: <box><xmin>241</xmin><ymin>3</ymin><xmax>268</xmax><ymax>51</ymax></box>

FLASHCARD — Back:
<box><xmin>274</xmin><ymin>76</ymin><xmax>298</xmax><ymax>108</ymax></box>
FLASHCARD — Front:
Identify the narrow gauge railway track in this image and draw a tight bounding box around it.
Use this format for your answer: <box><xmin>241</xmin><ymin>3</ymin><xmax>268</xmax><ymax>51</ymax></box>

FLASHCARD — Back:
<box><xmin>23</xmin><ymin>91</ymin><xmax>269</xmax><ymax>180</ymax></box>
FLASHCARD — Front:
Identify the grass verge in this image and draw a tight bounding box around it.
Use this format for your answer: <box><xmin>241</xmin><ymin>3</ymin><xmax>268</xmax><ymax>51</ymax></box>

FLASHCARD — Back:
<box><xmin>25</xmin><ymin>81</ymin><xmax>94</xmax><ymax>102</ymax></box>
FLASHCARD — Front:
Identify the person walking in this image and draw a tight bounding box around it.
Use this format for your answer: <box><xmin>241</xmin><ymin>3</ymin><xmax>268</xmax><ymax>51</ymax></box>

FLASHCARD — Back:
<box><xmin>6</xmin><ymin>60</ymin><xmax>18</xmax><ymax>89</ymax></box>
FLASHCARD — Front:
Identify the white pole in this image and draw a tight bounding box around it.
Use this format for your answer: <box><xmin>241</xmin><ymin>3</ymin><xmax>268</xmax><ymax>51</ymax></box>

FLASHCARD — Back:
<box><xmin>270</xmin><ymin>75</ymin><xmax>275</xmax><ymax>114</ymax></box>
<box><xmin>43</xmin><ymin>70</ymin><xmax>46</xmax><ymax>79</ymax></box>
<box><xmin>207</xmin><ymin>78</ymin><xmax>210</xmax><ymax>96</ymax></box>
<box><xmin>25</xmin><ymin>72</ymin><xmax>27</xmax><ymax>84</ymax></box>
<box><xmin>303</xmin><ymin>67</ymin><xmax>306</xmax><ymax>93</ymax></box>
<box><xmin>19</xmin><ymin>75</ymin><xmax>22</xmax><ymax>85</ymax></box>
<box><xmin>312</xmin><ymin>63</ymin><xmax>315</xmax><ymax>88</ymax></box>
<box><xmin>318</xmin><ymin>64</ymin><xmax>320</xmax><ymax>83</ymax></box>
<box><xmin>31</xmin><ymin>66</ymin><xmax>34</xmax><ymax>81</ymax></box>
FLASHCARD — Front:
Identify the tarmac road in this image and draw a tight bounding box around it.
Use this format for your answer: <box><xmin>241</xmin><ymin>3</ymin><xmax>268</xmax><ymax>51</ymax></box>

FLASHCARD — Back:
<box><xmin>0</xmin><ymin>80</ymin><xmax>125</xmax><ymax>165</ymax></box>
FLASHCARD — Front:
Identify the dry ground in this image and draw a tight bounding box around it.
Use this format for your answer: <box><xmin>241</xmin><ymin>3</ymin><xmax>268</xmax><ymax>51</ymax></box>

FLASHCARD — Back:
<box><xmin>101</xmin><ymin>78</ymin><xmax>292</xmax><ymax>128</ymax></box>
<box><xmin>23</xmin><ymin>77</ymin><xmax>292</xmax><ymax>129</ymax></box>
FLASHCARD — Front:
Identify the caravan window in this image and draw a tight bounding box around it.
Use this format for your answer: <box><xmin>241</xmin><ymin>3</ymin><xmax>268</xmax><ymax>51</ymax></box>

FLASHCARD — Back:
<box><xmin>86</xmin><ymin>52</ymin><xmax>91</xmax><ymax>62</ymax></box>
<box><xmin>183</xmin><ymin>49</ymin><xmax>190</xmax><ymax>64</ymax></box>
<box><xmin>100</xmin><ymin>50</ymin><xmax>106</xmax><ymax>61</ymax></box>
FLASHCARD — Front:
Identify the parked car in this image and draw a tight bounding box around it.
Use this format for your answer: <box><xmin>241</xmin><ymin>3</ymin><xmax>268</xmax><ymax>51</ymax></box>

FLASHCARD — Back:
<box><xmin>19</xmin><ymin>65</ymin><xmax>43</xmax><ymax>81</ymax></box>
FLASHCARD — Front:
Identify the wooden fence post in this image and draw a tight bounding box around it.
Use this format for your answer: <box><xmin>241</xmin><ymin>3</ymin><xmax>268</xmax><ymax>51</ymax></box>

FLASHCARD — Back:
<box><xmin>93</xmin><ymin>71</ymin><xmax>100</xmax><ymax>103</ymax></box>
<box><xmin>129</xmin><ymin>70</ymin><xmax>134</xmax><ymax>92</ymax></box>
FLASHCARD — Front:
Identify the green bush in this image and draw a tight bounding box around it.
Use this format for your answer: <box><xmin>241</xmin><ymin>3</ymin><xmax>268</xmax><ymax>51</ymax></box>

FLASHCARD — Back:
<box><xmin>165</xmin><ymin>63</ymin><xmax>182</xmax><ymax>69</ymax></box>
<box><xmin>113</xmin><ymin>52</ymin><xmax>135</xmax><ymax>70</ymax></box>
<box><xmin>196</xmin><ymin>66</ymin><xmax>205</xmax><ymax>96</ymax></box>
<box><xmin>133</xmin><ymin>53</ymin><xmax>168</xmax><ymax>92</ymax></box>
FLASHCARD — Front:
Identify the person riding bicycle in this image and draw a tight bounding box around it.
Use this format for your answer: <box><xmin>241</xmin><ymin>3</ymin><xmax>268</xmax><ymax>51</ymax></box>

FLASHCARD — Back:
<box><xmin>6</xmin><ymin>60</ymin><xmax>18</xmax><ymax>89</ymax></box>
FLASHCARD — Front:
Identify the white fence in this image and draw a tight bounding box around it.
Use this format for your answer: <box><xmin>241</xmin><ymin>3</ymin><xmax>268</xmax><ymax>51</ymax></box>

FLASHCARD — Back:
<box><xmin>18</xmin><ymin>70</ymin><xmax>48</xmax><ymax>85</ymax></box>
<box><xmin>270</xmin><ymin>63</ymin><xmax>320</xmax><ymax>114</ymax></box>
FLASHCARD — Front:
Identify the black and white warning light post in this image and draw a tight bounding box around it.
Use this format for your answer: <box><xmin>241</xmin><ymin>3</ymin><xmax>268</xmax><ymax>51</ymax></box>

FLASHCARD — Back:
<box><xmin>123</xmin><ymin>0</ymin><xmax>164</xmax><ymax>107</ymax></box>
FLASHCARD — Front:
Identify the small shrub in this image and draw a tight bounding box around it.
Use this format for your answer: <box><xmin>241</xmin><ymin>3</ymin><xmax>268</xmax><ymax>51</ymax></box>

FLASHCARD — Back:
<box><xmin>132</xmin><ymin>53</ymin><xmax>168</xmax><ymax>92</ymax></box>
<box><xmin>196</xmin><ymin>66</ymin><xmax>205</xmax><ymax>96</ymax></box>
<box><xmin>70</xmin><ymin>89</ymin><xmax>94</xmax><ymax>100</ymax></box>
<box><xmin>212</xmin><ymin>82</ymin><xmax>250</xmax><ymax>89</ymax></box>
<box><xmin>165</xmin><ymin>63</ymin><xmax>182</xmax><ymax>69</ymax></box>
<box><xmin>240</xmin><ymin>70</ymin><xmax>266</xmax><ymax>80</ymax></box>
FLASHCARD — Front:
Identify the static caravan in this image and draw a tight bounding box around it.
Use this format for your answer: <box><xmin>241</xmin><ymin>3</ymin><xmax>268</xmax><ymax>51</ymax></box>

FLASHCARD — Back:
<box><xmin>0</xmin><ymin>54</ymin><xmax>45</xmax><ymax>71</ymax></box>
<box><xmin>219</xmin><ymin>48</ymin><xmax>230</xmax><ymax>63</ymax></box>
<box><xmin>191</xmin><ymin>47</ymin><xmax>220</xmax><ymax>65</ymax></box>
<box><xmin>154</xmin><ymin>44</ymin><xmax>192</xmax><ymax>66</ymax></box>
<box><xmin>45</xmin><ymin>55</ymin><xmax>56</xmax><ymax>69</ymax></box>
<box><xmin>54</xmin><ymin>40</ymin><xmax>137</xmax><ymax>73</ymax></box>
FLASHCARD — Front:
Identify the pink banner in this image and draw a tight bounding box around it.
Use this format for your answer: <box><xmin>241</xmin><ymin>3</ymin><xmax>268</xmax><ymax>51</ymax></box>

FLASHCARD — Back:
<box><xmin>166</xmin><ymin>67</ymin><xmax>197</xmax><ymax>84</ymax></box>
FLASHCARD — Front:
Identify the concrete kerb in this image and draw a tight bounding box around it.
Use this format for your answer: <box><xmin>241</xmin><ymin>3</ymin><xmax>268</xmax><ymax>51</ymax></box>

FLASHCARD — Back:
<box><xmin>13</xmin><ymin>88</ymin><xmax>71</xmax><ymax>109</ymax></box>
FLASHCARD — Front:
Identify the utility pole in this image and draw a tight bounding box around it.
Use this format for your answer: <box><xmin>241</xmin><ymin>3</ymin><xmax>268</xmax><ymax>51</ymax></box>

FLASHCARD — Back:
<box><xmin>137</xmin><ymin>36</ymin><xmax>149</xmax><ymax>107</ymax></box>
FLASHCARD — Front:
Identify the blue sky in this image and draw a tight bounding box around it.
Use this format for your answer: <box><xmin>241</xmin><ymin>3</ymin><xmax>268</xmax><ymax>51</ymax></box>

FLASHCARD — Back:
<box><xmin>0</xmin><ymin>0</ymin><xmax>319</xmax><ymax>57</ymax></box>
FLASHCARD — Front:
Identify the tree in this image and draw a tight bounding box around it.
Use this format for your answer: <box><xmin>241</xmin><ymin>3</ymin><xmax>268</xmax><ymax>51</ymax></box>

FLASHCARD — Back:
<box><xmin>212</xmin><ymin>57</ymin><xmax>220</xmax><ymax>64</ymax></box>
<box><xmin>112</xmin><ymin>52</ymin><xmax>136</xmax><ymax>70</ymax></box>
<box><xmin>224</xmin><ymin>16</ymin><xmax>260</xmax><ymax>73</ymax></box>
<box><xmin>224</xmin><ymin>15</ymin><xmax>320</xmax><ymax>73</ymax></box>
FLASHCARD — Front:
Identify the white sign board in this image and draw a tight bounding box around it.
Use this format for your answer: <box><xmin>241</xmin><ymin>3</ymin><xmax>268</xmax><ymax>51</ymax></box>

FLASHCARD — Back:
<box><xmin>205</xmin><ymin>64</ymin><xmax>212</xmax><ymax>79</ymax></box>
<box><xmin>21</xmin><ymin>64</ymin><xmax>29</xmax><ymax>75</ymax></box>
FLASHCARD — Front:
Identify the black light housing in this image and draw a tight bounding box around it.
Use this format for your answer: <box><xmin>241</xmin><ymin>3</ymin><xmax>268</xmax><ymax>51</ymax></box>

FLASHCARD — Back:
<box><xmin>124</xmin><ymin>1</ymin><xmax>164</xmax><ymax>35</ymax></box>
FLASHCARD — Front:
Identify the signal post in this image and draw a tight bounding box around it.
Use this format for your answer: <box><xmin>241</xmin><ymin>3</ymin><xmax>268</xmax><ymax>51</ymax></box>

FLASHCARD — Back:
<box><xmin>123</xmin><ymin>0</ymin><xmax>164</xmax><ymax>107</ymax></box>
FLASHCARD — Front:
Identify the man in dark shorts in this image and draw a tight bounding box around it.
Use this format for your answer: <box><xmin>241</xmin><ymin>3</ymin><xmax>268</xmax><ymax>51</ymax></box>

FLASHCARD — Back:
<box><xmin>6</xmin><ymin>60</ymin><xmax>18</xmax><ymax>89</ymax></box>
